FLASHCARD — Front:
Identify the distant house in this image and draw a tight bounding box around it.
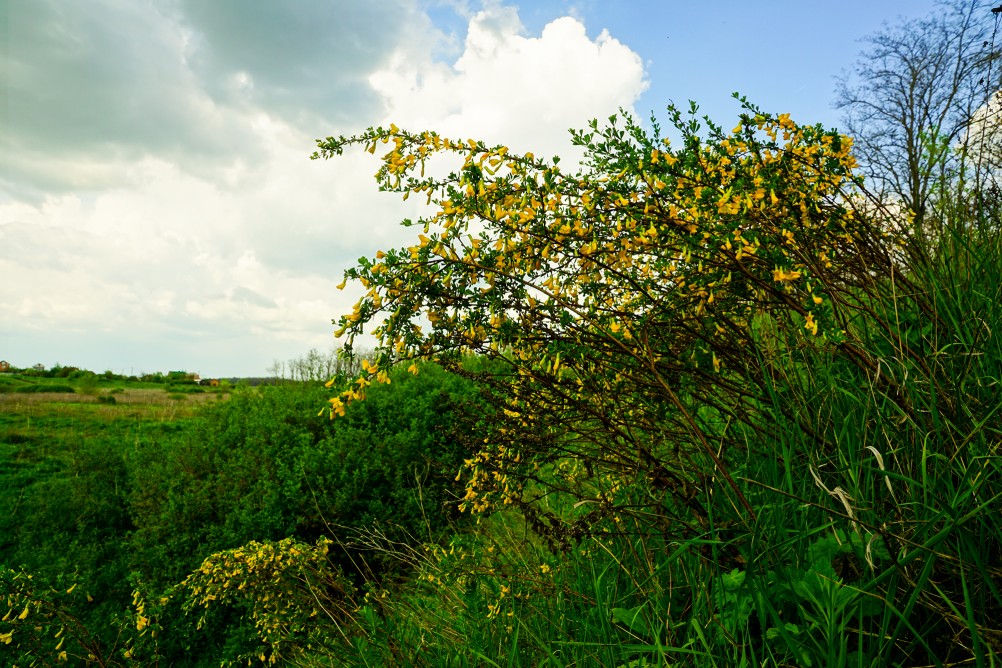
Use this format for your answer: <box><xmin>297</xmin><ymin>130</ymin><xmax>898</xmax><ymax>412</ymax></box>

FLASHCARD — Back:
<box><xmin>0</xmin><ymin>360</ymin><xmax>10</xmax><ymax>372</ymax></box>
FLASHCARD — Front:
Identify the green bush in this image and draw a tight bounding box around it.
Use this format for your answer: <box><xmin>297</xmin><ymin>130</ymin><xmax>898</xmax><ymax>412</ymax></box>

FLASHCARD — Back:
<box><xmin>13</xmin><ymin>383</ymin><xmax>75</xmax><ymax>393</ymax></box>
<box><xmin>118</xmin><ymin>364</ymin><xmax>479</xmax><ymax>665</ymax></box>
<box><xmin>128</xmin><ymin>363</ymin><xmax>480</xmax><ymax>588</ymax></box>
<box><xmin>165</xmin><ymin>383</ymin><xmax>205</xmax><ymax>394</ymax></box>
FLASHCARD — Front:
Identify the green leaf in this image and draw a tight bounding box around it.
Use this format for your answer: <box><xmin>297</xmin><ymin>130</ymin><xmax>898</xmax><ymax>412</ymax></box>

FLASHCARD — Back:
<box><xmin>611</xmin><ymin>605</ymin><xmax>651</xmax><ymax>637</ymax></box>
<box><xmin>721</xmin><ymin>568</ymin><xmax>746</xmax><ymax>591</ymax></box>
<box><xmin>765</xmin><ymin>622</ymin><xmax>802</xmax><ymax>639</ymax></box>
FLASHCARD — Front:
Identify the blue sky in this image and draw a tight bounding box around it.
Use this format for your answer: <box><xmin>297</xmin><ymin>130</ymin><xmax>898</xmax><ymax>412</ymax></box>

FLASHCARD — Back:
<box><xmin>0</xmin><ymin>1</ymin><xmax>953</xmax><ymax>376</ymax></box>
<box><xmin>493</xmin><ymin>0</ymin><xmax>942</xmax><ymax>129</ymax></box>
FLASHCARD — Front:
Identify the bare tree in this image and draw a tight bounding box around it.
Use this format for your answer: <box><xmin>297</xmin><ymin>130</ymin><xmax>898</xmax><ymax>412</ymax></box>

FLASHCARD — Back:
<box><xmin>836</xmin><ymin>0</ymin><xmax>1002</xmax><ymax>232</ymax></box>
<box><xmin>284</xmin><ymin>346</ymin><xmax>372</xmax><ymax>383</ymax></box>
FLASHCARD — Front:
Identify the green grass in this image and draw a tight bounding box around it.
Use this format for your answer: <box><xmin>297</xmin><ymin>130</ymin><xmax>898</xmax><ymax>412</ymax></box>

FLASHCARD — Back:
<box><xmin>0</xmin><ymin>385</ymin><xmax>216</xmax><ymax>660</ymax></box>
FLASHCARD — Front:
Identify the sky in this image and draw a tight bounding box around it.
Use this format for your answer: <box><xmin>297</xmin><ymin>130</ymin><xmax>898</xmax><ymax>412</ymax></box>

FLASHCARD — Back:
<box><xmin>0</xmin><ymin>0</ymin><xmax>947</xmax><ymax>377</ymax></box>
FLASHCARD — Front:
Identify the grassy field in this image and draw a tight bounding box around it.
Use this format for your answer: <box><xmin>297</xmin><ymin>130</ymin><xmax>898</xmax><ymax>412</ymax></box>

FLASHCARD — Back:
<box><xmin>0</xmin><ymin>378</ymin><xmax>225</xmax><ymax>656</ymax></box>
<box><xmin>0</xmin><ymin>368</ymin><xmax>485</xmax><ymax>666</ymax></box>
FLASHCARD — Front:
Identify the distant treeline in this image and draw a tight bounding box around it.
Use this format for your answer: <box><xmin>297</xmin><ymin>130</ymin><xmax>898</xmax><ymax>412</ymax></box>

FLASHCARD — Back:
<box><xmin>2</xmin><ymin>348</ymin><xmax>371</xmax><ymax>387</ymax></box>
<box><xmin>3</xmin><ymin>365</ymin><xmax>205</xmax><ymax>384</ymax></box>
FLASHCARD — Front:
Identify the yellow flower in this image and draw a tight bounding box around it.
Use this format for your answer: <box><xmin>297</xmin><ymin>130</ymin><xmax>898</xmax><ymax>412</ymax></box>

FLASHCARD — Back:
<box><xmin>773</xmin><ymin>268</ymin><xmax>802</xmax><ymax>283</ymax></box>
<box><xmin>804</xmin><ymin>312</ymin><xmax>818</xmax><ymax>336</ymax></box>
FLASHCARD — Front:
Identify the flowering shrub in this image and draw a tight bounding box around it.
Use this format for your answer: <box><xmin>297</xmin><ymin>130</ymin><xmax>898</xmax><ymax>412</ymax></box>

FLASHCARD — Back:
<box><xmin>180</xmin><ymin>537</ymin><xmax>355</xmax><ymax>666</ymax></box>
<box><xmin>313</xmin><ymin>98</ymin><xmax>916</xmax><ymax>541</ymax></box>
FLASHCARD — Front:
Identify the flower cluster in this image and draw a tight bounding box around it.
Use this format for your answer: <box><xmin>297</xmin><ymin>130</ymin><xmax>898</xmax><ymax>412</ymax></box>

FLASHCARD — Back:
<box><xmin>181</xmin><ymin>537</ymin><xmax>351</xmax><ymax>665</ymax></box>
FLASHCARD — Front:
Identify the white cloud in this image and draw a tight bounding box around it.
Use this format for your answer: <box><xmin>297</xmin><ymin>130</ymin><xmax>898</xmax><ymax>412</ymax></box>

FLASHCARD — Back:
<box><xmin>368</xmin><ymin>4</ymin><xmax>647</xmax><ymax>159</ymax></box>
<box><xmin>962</xmin><ymin>90</ymin><xmax>1002</xmax><ymax>171</ymax></box>
<box><xmin>0</xmin><ymin>2</ymin><xmax>647</xmax><ymax>376</ymax></box>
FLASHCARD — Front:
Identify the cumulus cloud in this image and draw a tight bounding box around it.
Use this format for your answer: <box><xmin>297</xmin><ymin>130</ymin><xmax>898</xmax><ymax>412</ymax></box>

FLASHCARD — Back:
<box><xmin>369</xmin><ymin>4</ymin><xmax>647</xmax><ymax>159</ymax></box>
<box><xmin>0</xmin><ymin>1</ymin><xmax>647</xmax><ymax>376</ymax></box>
